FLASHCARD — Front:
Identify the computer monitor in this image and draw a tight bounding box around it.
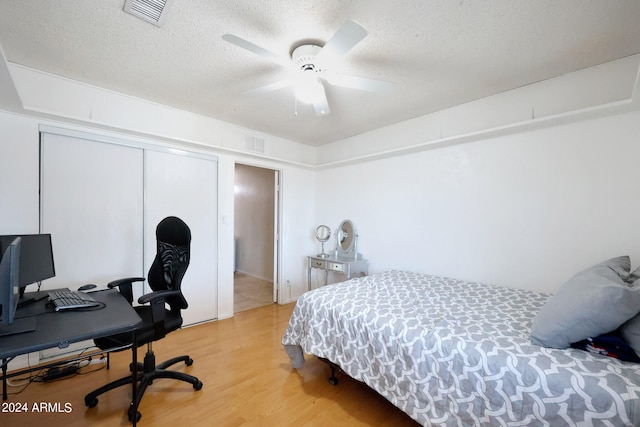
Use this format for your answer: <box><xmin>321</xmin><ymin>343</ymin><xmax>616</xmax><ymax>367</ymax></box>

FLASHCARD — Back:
<box><xmin>0</xmin><ymin>237</ymin><xmax>21</xmax><ymax>326</ymax></box>
<box><xmin>0</xmin><ymin>234</ymin><xmax>55</xmax><ymax>294</ymax></box>
<box><xmin>0</xmin><ymin>237</ymin><xmax>36</xmax><ymax>336</ymax></box>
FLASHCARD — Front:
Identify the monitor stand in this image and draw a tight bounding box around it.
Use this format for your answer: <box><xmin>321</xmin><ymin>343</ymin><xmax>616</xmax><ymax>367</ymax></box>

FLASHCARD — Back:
<box><xmin>0</xmin><ymin>317</ymin><xmax>36</xmax><ymax>337</ymax></box>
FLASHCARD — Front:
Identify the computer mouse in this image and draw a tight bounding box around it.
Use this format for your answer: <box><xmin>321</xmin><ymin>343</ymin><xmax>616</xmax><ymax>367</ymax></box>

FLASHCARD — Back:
<box><xmin>78</xmin><ymin>284</ymin><xmax>97</xmax><ymax>292</ymax></box>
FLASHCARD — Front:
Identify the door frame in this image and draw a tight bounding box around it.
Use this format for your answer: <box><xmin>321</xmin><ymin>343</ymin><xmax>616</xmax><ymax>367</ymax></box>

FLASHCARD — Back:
<box><xmin>233</xmin><ymin>162</ymin><xmax>282</xmax><ymax>303</ymax></box>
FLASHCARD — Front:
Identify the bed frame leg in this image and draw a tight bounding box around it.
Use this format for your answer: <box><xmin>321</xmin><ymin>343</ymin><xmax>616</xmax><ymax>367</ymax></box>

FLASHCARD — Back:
<box><xmin>319</xmin><ymin>357</ymin><xmax>340</xmax><ymax>386</ymax></box>
<box><xmin>329</xmin><ymin>366</ymin><xmax>339</xmax><ymax>386</ymax></box>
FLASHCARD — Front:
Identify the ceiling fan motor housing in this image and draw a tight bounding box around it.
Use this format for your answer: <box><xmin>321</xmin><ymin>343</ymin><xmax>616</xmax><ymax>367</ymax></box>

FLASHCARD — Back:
<box><xmin>292</xmin><ymin>44</ymin><xmax>323</xmax><ymax>72</ymax></box>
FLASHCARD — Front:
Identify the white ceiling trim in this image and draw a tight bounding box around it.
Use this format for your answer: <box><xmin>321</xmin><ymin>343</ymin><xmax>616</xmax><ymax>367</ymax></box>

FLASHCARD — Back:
<box><xmin>4</xmin><ymin>55</ymin><xmax>640</xmax><ymax>170</ymax></box>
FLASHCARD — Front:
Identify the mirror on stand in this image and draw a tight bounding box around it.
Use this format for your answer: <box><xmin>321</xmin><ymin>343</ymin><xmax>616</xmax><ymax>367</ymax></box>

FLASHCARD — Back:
<box><xmin>335</xmin><ymin>219</ymin><xmax>360</xmax><ymax>259</ymax></box>
<box><xmin>315</xmin><ymin>225</ymin><xmax>331</xmax><ymax>258</ymax></box>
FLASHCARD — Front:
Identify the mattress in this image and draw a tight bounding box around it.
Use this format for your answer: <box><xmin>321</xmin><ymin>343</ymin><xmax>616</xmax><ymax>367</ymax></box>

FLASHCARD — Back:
<box><xmin>282</xmin><ymin>270</ymin><xmax>640</xmax><ymax>426</ymax></box>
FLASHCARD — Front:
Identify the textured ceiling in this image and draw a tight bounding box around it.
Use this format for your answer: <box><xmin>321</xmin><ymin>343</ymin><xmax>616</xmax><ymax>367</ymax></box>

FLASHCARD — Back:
<box><xmin>0</xmin><ymin>1</ymin><xmax>639</xmax><ymax>146</ymax></box>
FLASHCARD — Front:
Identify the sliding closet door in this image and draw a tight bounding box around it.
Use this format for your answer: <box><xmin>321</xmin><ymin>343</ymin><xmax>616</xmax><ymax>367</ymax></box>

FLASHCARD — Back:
<box><xmin>40</xmin><ymin>132</ymin><xmax>144</xmax><ymax>289</ymax></box>
<box><xmin>41</xmin><ymin>129</ymin><xmax>217</xmax><ymax>330</ymax></box>
<box><xmin>144</xmin><ymin>149</ymin><xmax>218</xmax><ymax>325</ymax></box>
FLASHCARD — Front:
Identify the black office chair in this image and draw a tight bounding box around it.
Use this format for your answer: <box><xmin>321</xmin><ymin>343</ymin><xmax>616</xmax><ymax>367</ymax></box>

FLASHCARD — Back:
<box><xmin>85</xmin><ymin>216</ymin><xmax>203</xmax><ymax>422</ymax></box>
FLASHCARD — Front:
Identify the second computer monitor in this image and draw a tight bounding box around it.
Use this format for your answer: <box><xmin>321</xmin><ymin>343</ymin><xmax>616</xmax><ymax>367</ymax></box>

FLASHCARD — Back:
<box><xmin>0</xmin><ymin>234</ymin><xmax>56</xmax><ymax>289</ymax></box>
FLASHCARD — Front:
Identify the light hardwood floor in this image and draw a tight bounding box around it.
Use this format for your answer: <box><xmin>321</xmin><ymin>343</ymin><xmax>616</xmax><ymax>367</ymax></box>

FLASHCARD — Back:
<box><xmin>2</xmin><ymin>302</ymin><xmax>419</xmax><ymax>427</ymax></box>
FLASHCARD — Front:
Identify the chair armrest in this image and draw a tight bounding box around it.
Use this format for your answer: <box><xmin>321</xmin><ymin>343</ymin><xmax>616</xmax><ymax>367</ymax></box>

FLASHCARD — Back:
<box><xmin>107</xmin><ymin>277</ymin><xmax>145</xmax><ymax>288</ymax></box>
<box><xmin>137</xmin><ymin>289</ymin><xmax>181</xmax><ymax>305</ymax></box>
<box><xmin>107</xmin><ymin>277</ymin><xmax>145</xmax><ymax>305</ymax></box>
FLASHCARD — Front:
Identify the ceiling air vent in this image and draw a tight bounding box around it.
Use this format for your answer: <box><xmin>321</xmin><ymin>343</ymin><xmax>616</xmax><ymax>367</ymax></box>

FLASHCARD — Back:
<box><xmin>123</xmin><ymin>0</ymin><xmax>174</xmax><ymax>27</ymax></box>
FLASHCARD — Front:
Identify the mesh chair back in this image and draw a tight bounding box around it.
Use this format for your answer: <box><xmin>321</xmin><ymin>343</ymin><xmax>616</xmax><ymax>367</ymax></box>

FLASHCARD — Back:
<box><xmin>147</xmin><ymin>216</ymin><xmax>190</xmax><ymax>311</ymax></box>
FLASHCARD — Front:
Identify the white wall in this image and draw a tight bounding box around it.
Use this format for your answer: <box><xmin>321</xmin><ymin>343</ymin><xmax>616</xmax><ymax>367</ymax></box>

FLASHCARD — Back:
<box><xmin>316</xmin><ymin>110</ymin><xmax>640</xmax><ymax>293</ymax></box>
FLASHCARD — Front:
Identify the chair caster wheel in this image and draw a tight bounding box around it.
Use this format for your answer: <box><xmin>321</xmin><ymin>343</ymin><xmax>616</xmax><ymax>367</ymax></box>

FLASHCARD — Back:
<box><xmin>128</xmin><ymin>408</ymin><xmax>141</xmax><ymax>423</ymax></box>
<box><xmin>194</xmin><ymin>380</ymin><xmax>203</xmax><ymax>390</ymax></box>
<box><xmin>186</xmin><ymin>357</ymin><xmax>193</xmax><ymax>366</ymax></box>
<box><xmin>329</xmin><ymin>376</ymin><xmax>338</xmax><ymax>386</ymax></box>
<box><xmin>85</xmin><ymin>397</ymin><xmax>98</xmax><ymax>408</ymax></box>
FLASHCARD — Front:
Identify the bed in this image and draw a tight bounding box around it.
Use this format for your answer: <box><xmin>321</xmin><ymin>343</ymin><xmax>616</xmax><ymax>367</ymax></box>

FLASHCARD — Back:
<box><xmin>282</xmin><ymin>270</ymin><xmax>640</xmax><ymax>426</ymax></box>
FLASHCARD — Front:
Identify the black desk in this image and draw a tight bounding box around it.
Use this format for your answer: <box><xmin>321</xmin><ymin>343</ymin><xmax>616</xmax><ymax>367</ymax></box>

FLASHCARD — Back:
<box><xmin>0</xmin><ymin>288</ymin><xmax>142</xmax><ymax>424</ymax></box>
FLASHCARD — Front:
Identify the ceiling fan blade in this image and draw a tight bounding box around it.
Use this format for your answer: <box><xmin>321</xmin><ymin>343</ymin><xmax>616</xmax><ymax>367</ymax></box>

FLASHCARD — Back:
<box><xmin>244</xmin><ymin>80</ymin><xmax>292</xmax><ymax>95</ymax></box>
<box><xmin>312</xmin><ymin>88</ymin><xmax>331</xmax><ymax>116</ymax></box>
<box><xmin>325</xmin><ymin>72</ymin><xmax>394</xmax><ymax>93</ymax></box>
<box><xmin>313</xmin><ymin>96</ymin><xmax>331</xmax><ymax>116</ymax></box>
<box><xmin>222</xmin><ymin>34</ymin><xmax>293</xmax><ymax>69</ymax></box>
<box><xmin>316</xmin><ymin>20</ymin><xmax>368</xmax><ymax>65</ymax></box>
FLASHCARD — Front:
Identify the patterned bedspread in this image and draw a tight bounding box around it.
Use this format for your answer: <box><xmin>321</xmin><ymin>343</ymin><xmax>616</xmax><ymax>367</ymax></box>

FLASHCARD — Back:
<box><xmin>282</xmin><ymin>270</ymin><xmax>640</xmax><ymax>426</ymax></box>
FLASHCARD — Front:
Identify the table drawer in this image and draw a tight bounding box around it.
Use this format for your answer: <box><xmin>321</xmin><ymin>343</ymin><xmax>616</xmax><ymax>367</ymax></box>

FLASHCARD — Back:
<box><xmin>311</xmin><ymin>259</ymin><xmax>326</xmax><ymax>269</ymax></box>
<box><xmin>328</xmin><ymin>262</ymin><xmax>344</xmax><ymax>272</ymax></box>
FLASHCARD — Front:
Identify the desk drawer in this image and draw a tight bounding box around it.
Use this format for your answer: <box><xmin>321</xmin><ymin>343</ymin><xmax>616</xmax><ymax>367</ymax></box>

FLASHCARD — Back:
<box><xmin>328</xmin><ymin>262</ymin><xmax>344</xmax><ymax>272</ymax></box>
<box><xmin>311</xmin><ymin>259</ymin><xmax>326</xmax><ymax>269</ymax></box>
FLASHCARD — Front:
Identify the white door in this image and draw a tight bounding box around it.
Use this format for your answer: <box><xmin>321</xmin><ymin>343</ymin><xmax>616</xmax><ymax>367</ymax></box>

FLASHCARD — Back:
<box><xmin>144</xmin><ymin>150</ymin><xmax>218</xmax><ymax>325</ymax></box>
<box><xmin>40</xmin><ymin>131</ymin><xmax>144</xmax><ymax>359</ymax></box>
<box><xmin>40</xmin><ymin>132</ymin><xmax>144</xmax><ymax>290</ymax></box>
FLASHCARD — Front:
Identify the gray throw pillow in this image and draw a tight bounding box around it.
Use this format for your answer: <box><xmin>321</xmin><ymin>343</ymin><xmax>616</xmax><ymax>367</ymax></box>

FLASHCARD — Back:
<box><xmin>599</xmin><ymin>255</ymin><xmax>631</xmax><ymax>279</ymax></box>
<box><xmin>621</xmin><ymin>311</ymin><xmax>640</xmax><ymax>356</ymax></box>
<box><xmin>531</xmin><ymin>256</ymin><xmax>640</xmax><ymax>348</ymax></box>
<box><xmin>621</xmin><ymin>276</ymin><xmax>640</xmax><ymax>356</ymax></box>
<box><xmin>628</xmin><ymin>266</ymin><xmax>640</xmax><ymax>285</ymax></box>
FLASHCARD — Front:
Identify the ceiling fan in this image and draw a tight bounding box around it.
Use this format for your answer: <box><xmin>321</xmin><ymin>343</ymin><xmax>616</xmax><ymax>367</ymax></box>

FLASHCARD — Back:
<box><xmin>222</xmin><ymin>20</ymin><xmax>394</xmax><ymax>116</ymax></box>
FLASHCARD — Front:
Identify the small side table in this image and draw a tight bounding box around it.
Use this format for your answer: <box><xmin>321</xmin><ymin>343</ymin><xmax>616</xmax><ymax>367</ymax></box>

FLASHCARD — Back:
<box><xmin>307</xmin><ymin>255</ymin><xmax>368</xmax><ymax>290</ymax></box>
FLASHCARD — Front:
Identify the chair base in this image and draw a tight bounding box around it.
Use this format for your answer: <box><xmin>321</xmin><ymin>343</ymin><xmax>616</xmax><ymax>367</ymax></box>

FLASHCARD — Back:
<box><xmin>85</xmin><ymin>348</ymin><xmax>203</xmax><ymax>422</ymax></box>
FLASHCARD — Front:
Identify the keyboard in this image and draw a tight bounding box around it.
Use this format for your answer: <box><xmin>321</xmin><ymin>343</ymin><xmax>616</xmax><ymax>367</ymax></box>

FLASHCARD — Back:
<box><xmin>48</xmin><ymin>289</ymin><xmax>100</xmax><ymax>311</ymax></box>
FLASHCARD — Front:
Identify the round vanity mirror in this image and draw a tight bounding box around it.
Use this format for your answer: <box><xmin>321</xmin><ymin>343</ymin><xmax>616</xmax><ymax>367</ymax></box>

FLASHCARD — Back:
<box><xmin>315</xmin><ymin>225</ymin><xmax>331</xmax><ymax>243</ymax></box>
<box><xmin>315</xmin><ymin>225</ymin><xmax>331</xmax><ymax>258</ymax></box>
<box><xmin>337</xmin><ymin>220</ymin><xmax>355</xmax><ymax>254</ymax></box>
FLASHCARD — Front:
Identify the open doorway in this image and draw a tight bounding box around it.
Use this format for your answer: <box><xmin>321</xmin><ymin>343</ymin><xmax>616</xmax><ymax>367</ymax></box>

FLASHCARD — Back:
<box><xmin>233</xmin><ymin>163</ymin><xmax>279</xmax><ymax>312</ymax></box>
